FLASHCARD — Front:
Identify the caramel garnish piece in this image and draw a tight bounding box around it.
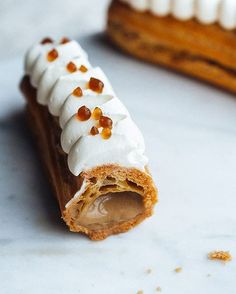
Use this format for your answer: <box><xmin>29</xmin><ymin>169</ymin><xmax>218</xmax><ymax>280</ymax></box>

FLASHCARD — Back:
<box><xmin>79</xmin><ymin>65</ymin><xmax>88</xmax><ymax>73</ymax></box>
<box><xmin>73</xmin><ymin>87</ymin><xmax>83</xmax><ymax>97</ymax></box>
<box><xmin>41</xmin><ymin>37</ymin><xmax>53</xmax><ymax>44</ymax></box>
<box><xmin>174</xmin><ymin>267</ymin><xmax>182</xmax><ymax>273</ymax></box>
<box><xmin>67</xmin><ymin>61</ymin><xmax>77</xmax><ymax>73</ymax></box>
<box><xmin>77</xmin><ymin>106</ymin><xmax>91</xmax><ymax>121</ymax></box>
<box><xmin>60</xmin><ymin>37</ymin><xmax>70</xmax><ymax>44</ymax></box>
<box><xmin>47</xmin><ymin>49</ymin><xmax>58</xmax><ymax>62</ymax></box>
<box><xmin>101</xmin><ymin>127</ymin><xmax>112</xmax><ymax>139</ymax></box>
<box><xmin>88</xmin><ymin>77</ymin><xmax>104</xmax><ymax>93</ymax></box>
<box><xmin>99</xmin><ymin>116</ymin><xmax>113</xmax><ymax>129</ymax></box>
<box><xmin>92</xmin><ymin>107</ymin><xmax>103</xmax><ymax>120</ymax></box>
<box><xmin>90</xmin><ymin>126</ymin><xmax>99</xmax><ymax>136</ymax></box>
<box><xmin>208</xmin><ymin>251</ymin><xmax>232</xmax><ymax>262</ymax></box>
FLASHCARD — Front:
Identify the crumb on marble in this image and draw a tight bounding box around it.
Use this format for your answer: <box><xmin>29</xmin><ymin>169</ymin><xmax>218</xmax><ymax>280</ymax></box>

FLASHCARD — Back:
<box><xmin>156</xmin><ymin>286</ymin><xmax>162</xmax><ymax>292</ymax></box>
<box><xmin>174</xmin><ymin>267</ymin><xmax>182</xmax><ymax>273</ymax></box>
<box><xmin>146</xmin><ymin>268</ymin><xmax>152</xmax><ymax>274</ymax></box>
<box><xmin>208</xmin><ymin>251</ymin><xmax>232</xmax><ymax>263</ymax></box>
<box><xmin>137</xmin><ymin>291</ymin><xmax>144</xmax><ymax>294</ymax></box>
<box><xmin>206</xmin><ymin>274</ymin><xmax>211</xmax><ymax>277</ymax></box>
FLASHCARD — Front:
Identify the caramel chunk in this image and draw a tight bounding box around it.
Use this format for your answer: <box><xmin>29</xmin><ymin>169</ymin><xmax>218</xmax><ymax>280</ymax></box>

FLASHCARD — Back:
<box><xmin>99</xmin><ymin>116</ymin><xmax>113</xmax><ymax>129</ymax></box>
<box><xmin>67</xmin><ymin>62</ymin><xmax>77</xmax><ymax>73</ymax></box>
<box><xmin>60</xmin><ymin>37</ymin><xmax>70</xmax><ymax>44</ymax></box>
<box><xmin>208</xmin><ymin>251</ymin><xmax>232</xmax><ymax>262</ymax></box>
<box><xmin>92</xmin><ymin>107</ymin><xmax>103</xmax><ymax>120</ymax></box>
<box><xmin>77</xmin><ymin>106</ymin><xmax>91</xmax><ymax>121</ymax></box>
<box><xmin>88</xmin><ymin>77</ymin><xmax>104</xmax><ymax>93</ymax></box>
<box><xmin>47</xmin><ymin>49</ymin><xmax>58</xmax><ymax>62</ymax></box>
<box><xmin>90</xmin><ymin>126</ymin><xmax>99</xmax><ymax>136</ymax></box>
<box><xmin>73</xmin><ymin>87</ymin><xmax>83</xmax><ymax>97</ymax></box>
<box><xmin>174</xmin><ymin>267</ymin><xmax>182</xmax><ymax>273</ymax></box>
<box><xmin>101</xmin><ymin>127</ymin><xmax>112</xmax><ymax>139</ymax></box>
<box><xmin>79</xmin><ymin>65</ymin><xmax>88</xmax><ymax>73</ymax></box>
<box><xmin>79</xmin><ymin>65</ymin><xmax>88</xmax><ymax>72</ymax></box>
<box><xmin>41</xmin><ymin>37</ymin><xmax>53</xmax><ymax>44</ymax></box>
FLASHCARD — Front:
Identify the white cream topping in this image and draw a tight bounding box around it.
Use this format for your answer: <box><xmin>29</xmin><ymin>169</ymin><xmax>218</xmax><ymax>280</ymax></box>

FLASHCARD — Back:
<box><xmin>48</xmin><ymin>67</ymin><xmax>115</xmax><ymax>116</ymax></box>
<box><xmin>59</xmin><ymin>94</ymin><xmax>113</xmax><ymax>128</ymax></box>
<box><xmin>37</xmin><ymin>56</ymin><xmax>91</xmax><ymax>106</ymax></box>
<box><xmin>121</xmin><ymin>0</ymin><xmax>236</xmax><ymax>30</ymax></box>
<box><xmin>61</xmin><ymin>112</ymin><xmax>125</xmax><ymax>153</ymax></box>
<box><xmin>30</xmin><ymin>40</ymin><xmax>87</xmax><ymax>88</ymax></box>
<box><xmin>68</xmin><ymin>134</ymin><xmax>147</xmax><ymax>177</ymax></box>
<box><xmin>58</xmin><ymin>68</ymin><xmax>116</xmax><ymax>127</ymax></box>
<box><xmin>59</xmin><ymin>90</ymin><xmax>129</xmax><ymax>130</ymax></box>
<box><xmin>130</xmin><ymin>0</ymin><xmax>149</xmax><ymax>11</ymax></box>
<box><xmin>172</xmin><ymin>0</ymin><xmax>195</xmax><ymax>20</ymax></box>
<box><xmin>24</xmin><ymin>38</ymin><xmax>148</xmax><ymax>182</ymax></box>
<box><xmin>219</xmin><ymin>0</ymin><xmax>236</xmax><ymax>29</ymax></box>
<box><xmin>24</xmin><ymin>43</ymin><xmax>53</xmax><ymax>75</ymax></box>
<box><xmin>149</xmin><ymin>0</ymin><xmax>171</xmax><ymax>16</ymax></box>
<box><xmin>196</xmin><ymin>0</ymin><xmax>221</xmax><ymax>24</ymax></box>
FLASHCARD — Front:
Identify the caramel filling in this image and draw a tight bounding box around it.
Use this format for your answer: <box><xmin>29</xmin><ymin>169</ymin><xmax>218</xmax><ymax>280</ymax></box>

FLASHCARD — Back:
<box><xmin>76</xmin><ymin>192</ymin><xmax>144</xmax><ymax>230</ymax></box>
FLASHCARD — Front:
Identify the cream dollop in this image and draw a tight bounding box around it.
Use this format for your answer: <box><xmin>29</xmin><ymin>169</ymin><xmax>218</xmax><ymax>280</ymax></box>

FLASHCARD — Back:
<box><xmin>219</xmin><ymin>0</ymin><xmax>236</xmax><ymax>29</ymax></box>
<box><xmin>61</xmin><ymin>112</ymin><xmax>125</xmax><ymax>153</ymax></box>
<box><xmin>68</xmin><ymin>134</ymin><xmax>147</xmax><ymax>176</ymax></box>
<box><xmin>150</xmin><ymin>0</ymin><xmax>171</xmax><ymax>16</ymax></box>
<box><xmin>25</xmin><ymin>43</ymin><xmax>53</xmax><ymax>75</ymax></box>
<box><xmin>37</xmin><ymin>56</ymin><xmax>91</xmax><ymax>105</ymax></box>
<box><xmin>59</xmin><ymin>94</ymin><xmax>113</xmax><ymax>128</ymax></box>
<box><xmin>48</xmin><ymin>67</ymin><xmax>115</xmax><ymax>116</ymax></box>
<box><xmin>130</xmin><ymin>0</ymin><xmax>149</xmax><ymax>11</ymax></box>
<box><xmin>196</xmin><ymin>0</ymin><xmax>221</xmax><ymax>24</ymax></box>
<box><xmin>58</xmin><ymin>67</ymin><xmax>116</xmax><ymax>126</ymax></box>
<box><xmin>172</xmin><ymin>0</ymin><xmax>195</xmax><ymax>20</ymax></box>
<box><xmin>28</xmin><ymin>40</ymin><xmax>87</xmax><ymax>88</ymax></box>
<box><xmin>122</xmin><ymin>0</ymin><xmax>236</xmax><ymax>29</ymax></box>
<box><xmin>24</xmin><ymin>38</ymin><xmax>148</xmax><ymax>179</ymax></box>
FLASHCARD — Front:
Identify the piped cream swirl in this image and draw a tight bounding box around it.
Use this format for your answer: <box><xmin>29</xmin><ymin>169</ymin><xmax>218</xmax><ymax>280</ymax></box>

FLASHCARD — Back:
<box><xmin>24</xmin><ymin>38</ymin><xmax>148</xmax><ymax>177</ymax></box>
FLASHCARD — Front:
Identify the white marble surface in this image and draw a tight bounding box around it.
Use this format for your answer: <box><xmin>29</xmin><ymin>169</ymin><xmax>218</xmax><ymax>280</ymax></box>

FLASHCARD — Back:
<box><xmin>1</xmin><ymin>33</ymin><xmax>236</xmax><ymax>294</ymax></box>
<box><xmin>0</xmin><ymin>0</ymin><xmax>109</xmax><ymax>61</ymax></box>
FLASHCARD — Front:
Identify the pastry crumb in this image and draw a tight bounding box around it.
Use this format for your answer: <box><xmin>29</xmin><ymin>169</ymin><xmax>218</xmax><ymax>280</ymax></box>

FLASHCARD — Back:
<box><xmin>156</xmin><ymin>286</ymin><xmax>162</xmax><ymax>292</ymax></box>
<box><xmin>174</xmin><ymin>267</ymin><xmax>182</xmax><ymax>273</ymax></box>
<box><xmin>137</xmin><ymin>291</ymin><xmax>144</xmax><ymax>294</ymax></box>
<box><xmin>208</xmin><ymin>251</ymin><xmax>232</xmax><ymax>262</ymax></box>
<box><xmin>146</xmin><ymin>268</ymin><xmax>152</xmax><ymax>274</ymax></box>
